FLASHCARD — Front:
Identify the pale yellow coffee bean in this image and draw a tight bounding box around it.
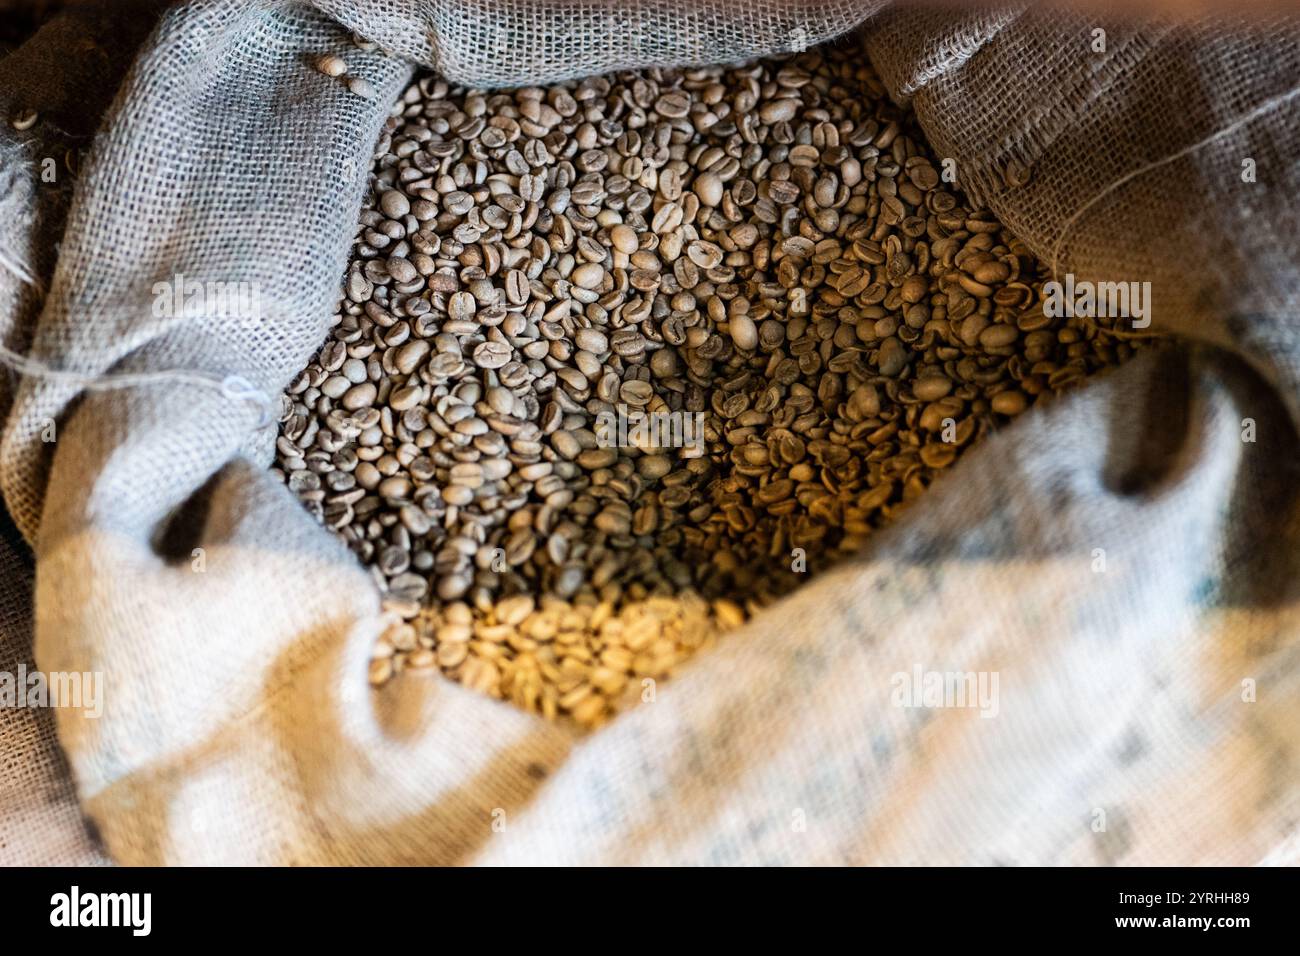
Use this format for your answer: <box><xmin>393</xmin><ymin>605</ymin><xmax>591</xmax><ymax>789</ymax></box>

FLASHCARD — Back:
<box><xmin>728</xmin><ymin>313</ymin><xmax>758</xmax><ymax>351</ymax></box>
<box><xmin>692</xmin><ymin>172</ymin><xmax>723</xmax><ymax>207</ymax></box>
<box><xmin>316</xmin><ymin>53</ymin><xmax>347</xmax><ymax>77</ymax></box>
<box><xmin>571</xmin><ymin>263</ymin><xmax>605</xmax><ymax>289</ymax></box>
<box><xmin>713</xmin><ymin>599</ymin><xmax>746</xmax><ymax>629</ymax></box>
<box><xmin>609</xmin><ymin>224</ymin><xmax>638</xmax><ymax>254</ymax></box>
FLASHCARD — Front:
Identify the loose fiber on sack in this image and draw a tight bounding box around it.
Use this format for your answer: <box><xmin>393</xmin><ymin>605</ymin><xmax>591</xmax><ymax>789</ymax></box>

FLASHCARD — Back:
<box><xmin>0</xmin><ymin>0</ymin><xmax>1297</xmax><ymax>864</ymax></box>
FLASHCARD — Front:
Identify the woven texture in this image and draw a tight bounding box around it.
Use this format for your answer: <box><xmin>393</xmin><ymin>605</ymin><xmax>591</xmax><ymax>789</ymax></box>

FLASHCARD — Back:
<box><xmin>314</xmin><ymin>0</ymin><xmax>874</xmax><ymax>87</ymax></box>
<box><xmin>866</xmin><ymin>7</ymin><xmax>1300</xmax><ymax>421</ymax></box>
<box><xmin>0</xmin><ymin>0</ymin><xmax>1296</xmax><ymax>865</ymax></box>
<box><xmin>0</xmin><ymin>0</ymin><xmax>165</xmax><ymax>868</ymax></box>
<box><xmin>0</xmin><ymin>511</ymin><xmax>109</xmax><ymax>866</ymax></box>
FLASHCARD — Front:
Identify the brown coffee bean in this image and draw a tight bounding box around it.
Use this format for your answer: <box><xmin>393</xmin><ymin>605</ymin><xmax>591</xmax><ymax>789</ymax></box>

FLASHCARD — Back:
<box><xmin>473</xmin><ymin>341</ymin><xmax>512</xmax><ymax>369</ymax></box>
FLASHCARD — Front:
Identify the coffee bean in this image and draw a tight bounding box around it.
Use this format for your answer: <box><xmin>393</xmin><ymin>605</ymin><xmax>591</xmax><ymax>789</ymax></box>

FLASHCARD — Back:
<box><xmin>315</xmin><ymin>53</ymin><xmax>347</xmax><ymax>77</ymax></box>
<box><xmin>473</xmin><ymin>341</ymin><xmax>511</xmax><ymax>369</ymax></box>
<box><xmin>341</xmin><ymin>382</ymin><xmax>376</xmax><ymax>410</ymax></box>
<box><xmin>619</xmin><ymin>380</ymin><xmax>654</xmax><ymax>406</ymax></box>
<box><xmin>610</xmin><ymin>329</ymin><xmax>645</xmax><ymax>358</ymax></box>
<box><xmin>693</xmin><ymin>173</ymin><xmax>724</xmax><ymax>207</ymax></box>
<box><xmin>759</xmin><ymin>98</ymin><xmax>798</xmax><ymax>123</ymax></box>
<box><xmin>389</xmin><ymin>384</ymin><xmax>423</xmax><ymax>411</ymax></box>
<box><xmin>379</xmin><ymin>189</ymin><xmax>410</xmax><ymax>219</ymax></box>
<box><xmin>571</xmin><ymin>263</ymin><xmax>605</xmax><ymax>289</ymax></box>
<box><xmin>610</xmin><ymin>224</ymin><xmax>639</xmax><ymax>254</ymax></box>
<box><xmin>346</xmin><ymin>75</ymin><xmax>377</xmax><ymax>100</ymax></box>
<box><xmin>654</xmin><ymin>90</ymin><xmax>691</xmax><ymax>118</ymax></box>
<box><xmin>877</xmin><ymin>337</ymin><xmax>908</xmax><ymax>377</ymax></box>
<box><xmin>393</xmin><ymin>339</ymin><xmax>429</xmax><ymax>374</ymax></box>
<box><xmin>991</xmin><ymin>390</ymin><xmax>1029</xmax><ymax>415</ymax></box>
<box><xmin>913</xmin><ymin>375</ymin><xmax>952</xmax><ymax>401</ymax></box>
<box><xmin>729</xmin><ymin>313</ymin><xmax>758</xmax><ymax>351</ymax></box>
<box><xmin>505</xmin><ymin>269</ymin><xmax>529</xmax><ymax>305</ymax></box>
<box><xmin>387</xmin><ymin>257</ymin><xmax>417</xmax><ymax>283</ymax></box>
<box><xmin>577</xmin><ymin>448</ymin><xmax>617</xmax><ymax>470</ymax></box>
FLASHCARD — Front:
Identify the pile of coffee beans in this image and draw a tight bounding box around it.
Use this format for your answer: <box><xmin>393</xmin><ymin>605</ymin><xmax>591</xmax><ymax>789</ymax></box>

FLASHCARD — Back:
<box><xmin>275</xmin><ymin>37</ymin><xmax>1141</xmax><ymax>727</ymax></box>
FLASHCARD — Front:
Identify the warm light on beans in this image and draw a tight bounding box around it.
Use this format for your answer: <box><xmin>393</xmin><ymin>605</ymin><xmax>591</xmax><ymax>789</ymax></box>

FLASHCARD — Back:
<box><xmin>277</xmin><ymin>39</ymin><xmax>1142</xmax><ymax>728</ymax></box>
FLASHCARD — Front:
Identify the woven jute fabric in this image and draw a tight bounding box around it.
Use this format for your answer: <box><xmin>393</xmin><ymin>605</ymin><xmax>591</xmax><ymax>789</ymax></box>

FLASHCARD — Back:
<box><xmin>0</xmin><ymin>0</ymin><xmax>1296</xmax><ymax>865</ymax></box>
<box><xmin>0</xmin><ymin>511</ymin><xmax>109</xmax><ymax>866</ymax></box>
<box><xmin>866</xmin><ymin>6</ymin><xmax>1300</xmax><ymax>421</ymax></box>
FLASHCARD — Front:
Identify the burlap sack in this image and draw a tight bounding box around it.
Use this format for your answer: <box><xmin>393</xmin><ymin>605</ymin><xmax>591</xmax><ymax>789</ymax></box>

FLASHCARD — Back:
<box><xmin>0</xmin><ymin>511</ymin><xmax>108</xmax><ymax>866</ymax></box>
<box><xmin>0</xmin><ymin>0</ymin><xmax>1296</xmax><ymax>864</ymax></box>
